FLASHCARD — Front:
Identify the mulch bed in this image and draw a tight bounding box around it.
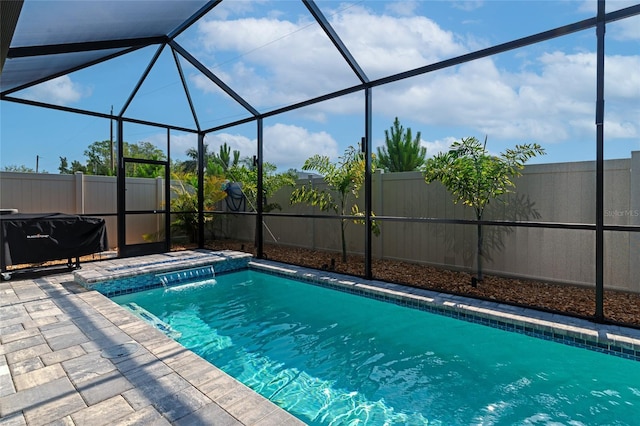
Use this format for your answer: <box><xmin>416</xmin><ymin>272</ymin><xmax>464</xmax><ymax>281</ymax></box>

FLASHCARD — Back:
<box><xmin>8</xmin><ymin>241</ymin><xmax>638</xmax><ymax>328</ymax></box>
<box><xmin>208</xmin><ymin>240</ymin><xmax>640</xmax><ymax>329</ymax></box>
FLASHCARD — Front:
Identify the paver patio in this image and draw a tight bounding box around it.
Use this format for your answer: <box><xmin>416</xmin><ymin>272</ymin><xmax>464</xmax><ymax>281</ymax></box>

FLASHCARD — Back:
<box><xmin>0</xmin><ymin>268</ymin><xmax>304</xmax><ymax>425</ymax></box>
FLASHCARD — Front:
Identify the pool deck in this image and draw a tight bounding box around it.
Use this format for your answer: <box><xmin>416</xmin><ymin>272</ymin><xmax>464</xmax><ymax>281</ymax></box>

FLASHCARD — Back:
<box><xmin>2</xmin><ymin>249</ymin><xmax>640</xmax><ymax>425</ymax></box>
<box><xmin>0</xmin><ymin>252</ymin><xmax>305</xmax><ymax>426</ymax></box>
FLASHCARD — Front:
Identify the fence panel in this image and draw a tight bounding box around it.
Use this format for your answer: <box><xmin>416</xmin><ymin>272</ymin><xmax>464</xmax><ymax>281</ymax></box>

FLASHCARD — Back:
<box><xmin>2</xmin><ymin>151</ymin><xmax>638</xmax><ymax>291</ymax></box>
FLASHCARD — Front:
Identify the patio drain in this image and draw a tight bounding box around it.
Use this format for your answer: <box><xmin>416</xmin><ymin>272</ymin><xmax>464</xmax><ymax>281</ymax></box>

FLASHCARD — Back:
<box><xmin>101</xmin><ymin>342</ymin><xmax>140</xmax><ymax>359</ymax></box>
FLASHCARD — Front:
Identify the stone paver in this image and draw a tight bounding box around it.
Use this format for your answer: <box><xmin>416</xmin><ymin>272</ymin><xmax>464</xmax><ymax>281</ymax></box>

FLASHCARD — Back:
<box><xmin>6</xmin><ymin>357</ymin><xmax>43</xmax><ymax>377</ymax></box>
<box><xmin>0</xmin><ymin>355</ymin><xmax>15</xmax><ymax>398</ymax></box>
<box><xmin>0</xmin><ymin>254</ymin><xmax>305</xmax><ymax>425</ymax></box>
<box><xmin>69</xmin><ymin>395</ymin><xmax>135</xmax><ymax>426</ymax></box>
<box><xmin>113</xmin><ymin>404</ymin><xmax>172</xmax><ymax>426</ymax></box>
<box><xmin>13</xmin><ymin>363</ymin><xmax>66</xmax><ymax>391</ymax></box>
<box><xmin>75</xmin><ymin>368</ymin><xmax>134</xmax><ymax>406</ymax></box>
<box><xmin>8</xmin><ymin>250</ymin><xmax>637</xmax><ymax>425</ymax></box>
<box><xmin>0</xmin><ymin>377</ymin><xmax>86</xmax><ymax>422</ymax></box>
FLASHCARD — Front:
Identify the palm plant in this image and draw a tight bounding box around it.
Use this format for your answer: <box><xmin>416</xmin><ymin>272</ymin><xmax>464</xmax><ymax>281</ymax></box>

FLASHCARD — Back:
<box><xmin>291</xmin><ymin>146</ymin><xmax>379</xmax><ymax>262</ymax></box>
<box><xmin>170</xmin><ymin>171</ymin><xmax>227</xmax><ymax>243</ymax></box>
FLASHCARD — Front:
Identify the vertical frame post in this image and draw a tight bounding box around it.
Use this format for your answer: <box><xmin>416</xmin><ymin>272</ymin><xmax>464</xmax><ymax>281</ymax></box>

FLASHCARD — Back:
<box><xmin>197</xmin><ymin>132</ymin><xmax>205</xmax><ymax>248</ymax></box>
<box><xmin>257</xmin><ymin>118</ymin><xmax>264</xmax><ymax>258</ymax></box>
<box><xmin>165</xmin><ymin>128</ymin><xmax>171</xmax><ymax>251</ymax></box>
<box><xmin>594</xmin><ymin>0</ymin><xmax>605</xmax><ymax>321</ymax></box>
<box><xmin>116</xmin><ymin>118</ymin><xmax>125</xmax><ymax>256</ymax></box>
<box><xmin>364</xmin><ymin>87</ymin><xmax>373</xmax><ymax>279</ymax></box>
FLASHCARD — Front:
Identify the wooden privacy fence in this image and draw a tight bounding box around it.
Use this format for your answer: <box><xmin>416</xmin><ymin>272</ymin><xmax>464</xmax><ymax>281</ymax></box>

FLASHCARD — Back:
<box><xmin>1</xmin><ymin>151</ymin><xmax>638</xmax><ymax>292</ymax></box>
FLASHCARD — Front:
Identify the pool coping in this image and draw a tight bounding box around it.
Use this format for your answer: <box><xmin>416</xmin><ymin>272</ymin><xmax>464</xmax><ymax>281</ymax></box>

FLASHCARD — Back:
<box><xmin>74</xmin><ymin>249</ymin><xmax>253</xmax><ymax>297</ymax></box>
<box><xmin>0</xmin><ymin>253</ymin><xmax>306</xmax><ymax>426</ymax></box>
<box><xmin>3</xmin><ymin>251</ymin><xmax>639</xmax><ymax>425</ymax></box>
<box><xmin>75</xmin><ymin>250</ymin><xmax>640</xmax><ymax>362</ymax></box>
<box><xmin>248</xmin><ymin>259</ymin><xmax>640</xmax><ymax>362</ymax></box>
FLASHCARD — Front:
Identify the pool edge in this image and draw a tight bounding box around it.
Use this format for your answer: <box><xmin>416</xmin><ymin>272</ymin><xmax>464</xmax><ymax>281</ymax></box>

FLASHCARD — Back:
<box><xmin>248</xmin><ymin>259</ymin><xmax>640</xmax><ymax>362</ymax></box>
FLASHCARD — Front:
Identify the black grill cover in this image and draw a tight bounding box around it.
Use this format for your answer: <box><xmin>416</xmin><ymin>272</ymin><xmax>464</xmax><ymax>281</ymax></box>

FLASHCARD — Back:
<box><xmin>1</xmin><ymin>213</ymin><xmax>108</xmax><ymax>267</ymax></box>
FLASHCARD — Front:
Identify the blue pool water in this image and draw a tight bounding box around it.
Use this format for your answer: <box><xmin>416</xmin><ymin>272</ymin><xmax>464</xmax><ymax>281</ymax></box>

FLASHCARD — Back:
<box><xmin>112</xmin><ymin>270</ymin><xmax>640</xmax><ymax>425</ymax></box>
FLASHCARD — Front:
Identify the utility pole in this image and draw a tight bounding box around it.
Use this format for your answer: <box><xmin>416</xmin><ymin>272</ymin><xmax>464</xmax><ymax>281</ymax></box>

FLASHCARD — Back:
<box><xmin>35</xmin><ymin>155</ymin><xmax>39</xmax><ymax>173</ymax></box>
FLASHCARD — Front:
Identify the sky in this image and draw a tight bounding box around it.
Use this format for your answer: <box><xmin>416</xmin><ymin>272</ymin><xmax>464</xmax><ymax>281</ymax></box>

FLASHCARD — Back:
<box><xmin>1</xmin><ymin>0</ymin><xmax>639</xmax><ymax>174</ymax></box>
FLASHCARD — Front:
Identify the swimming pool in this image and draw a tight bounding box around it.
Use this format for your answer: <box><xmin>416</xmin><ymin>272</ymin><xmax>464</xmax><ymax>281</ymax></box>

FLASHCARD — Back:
<box><xmin>111</xmin><ymin>268</ymin><xmax>640</xmax><ymax>425</ymax></box>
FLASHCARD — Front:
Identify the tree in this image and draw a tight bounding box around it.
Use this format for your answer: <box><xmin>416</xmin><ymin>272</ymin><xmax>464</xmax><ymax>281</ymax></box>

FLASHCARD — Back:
<box><xmin>423</xmin><ymin>136</ymin><xmax>545</xmax><ymax>285</ymax></box>
<box><xmin>170</xmin><ymin>171</ymin><xmax>228</xmax><ymax>243</ymax></box>
<box><xmin>125</xmin><ymin>142</ymin><xmax>165</xmax><ymax>178</ymax></box>
<box><xmin>58</xmin><ymin>140</ymin><xmax>166</xmax><ymax>177</ymax></box>
<box><xmin>83</xmin><ymin>140</ymin><xmax>115</xmax><ymax>175</ymax></box>
<box><xmin>208</xmin><ymin>143</ymin><xmax>240</xmax><ymax>176</ymax></box>
<box><xmin>376</xmin><ymin>117</ymin><xmax>426</xmax><ymax>172</ymax></box>
<box><xmin>225</xmin><ymin>158</ymin><xmax>296</xmax><ymax>213</ymax></box>
<box><xmin>180</xmin><ymin>142</ymin><xmax>241</xmax><ymax>176</ymax></box>
<box><xmin>58</xmin><ymin>157</ymin><xmax>87</xmax><ymax>174</ymax></box>
<box><xmin>1</xmin><ymin>164</ymin><xmax>37</xmax><ymax>173</ymax></box>
<box><xmin>171</xmin><ymin>142</ymin><xmax>295</xmax><ymax>245</ymax></box>
<box><xmin>181</xmin><ymin>143</ymin><xmax>211</xmax><ymax>174</ymax></box>
<box><xmin>290</xmin><ymin>145</ymin><xmax>379</xmax><ymax>262</ymax></box>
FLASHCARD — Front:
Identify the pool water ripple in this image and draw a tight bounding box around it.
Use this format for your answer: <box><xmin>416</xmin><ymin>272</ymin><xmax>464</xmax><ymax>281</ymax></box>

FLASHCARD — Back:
<box><xmin>112</xmin><ymin>269</ymin><xmax>640</xmax><ymax>425</ymax></box>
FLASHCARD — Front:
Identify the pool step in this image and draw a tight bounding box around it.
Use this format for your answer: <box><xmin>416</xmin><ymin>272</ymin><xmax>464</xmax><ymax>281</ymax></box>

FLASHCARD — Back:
<box><xmin>124</xmin><ymin>302</ymin><xmax>182</xmax><ymax>340</ymax></box>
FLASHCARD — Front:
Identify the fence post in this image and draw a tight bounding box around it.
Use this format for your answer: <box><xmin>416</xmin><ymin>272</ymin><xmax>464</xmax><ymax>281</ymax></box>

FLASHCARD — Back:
<box><xmin>74</xmin><ymin>172</ymin><xmax>84</xmax><ymax>214</ymax></box>
<box><xmin>373</xmin><ymin>168</ymin><xmax>384</xmax><ymax>259</ymax></box>
<box><xmin>630</xmin><ymin>151</ymin><xmax>640</xmax><ymax>292</ymax></box>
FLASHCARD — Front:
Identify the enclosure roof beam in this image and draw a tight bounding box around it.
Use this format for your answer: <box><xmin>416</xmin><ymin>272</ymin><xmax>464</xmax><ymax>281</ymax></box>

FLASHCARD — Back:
<box><xmin>1</xmin><ymin>95</ymin><xmax>199</xmax><ymax>134</ymax></box>
<box><xmin>302</xmin><ymin>0</ymin><xmax>369</xmax><ymax>84</ymax></box>
<box><xmin>7</xmin><ymin>36</ymin><xmax>167</xmax><ymax>58</ymax></box>
<box><xmin>168</xmin><ymin>0</ymin><xmax>223</xmax><ymax>40</ymax></box>
<box><xmin>171</xmin><ymin>46</ymin><xmax>200</xmax><ymax>131</ymax></box>
<box><xmin>1</xmin><ymin>44</ymin><xmax>149</xmax><ymax>97</ymax></box>
<box><xmin>119</xmin><ymin>43</ymin><xmax>166</xmax><ymax>117</ymax></box>
<box><xmin>169</xmin><ymin>40</ymin><xmax>259</xmax><ymax>117</ymax></box>
<box><xmin>372</xmin><ymin>4</ymin><xmax>640</xmax><ymax>88</ymax></box>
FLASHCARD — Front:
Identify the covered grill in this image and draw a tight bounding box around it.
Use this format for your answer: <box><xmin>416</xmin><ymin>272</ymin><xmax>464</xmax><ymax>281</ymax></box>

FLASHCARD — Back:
<box><xmin>1</xmin><ymin>213</ymin><xmax>108</xmax><ymax>279</ymax></box>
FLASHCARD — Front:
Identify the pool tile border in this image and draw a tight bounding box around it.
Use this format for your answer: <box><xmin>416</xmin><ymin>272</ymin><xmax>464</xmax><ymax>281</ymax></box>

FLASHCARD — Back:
<box><xmin>1</xmin><ymin>267</ymin><xmax>305</xmax><ymax>426</ymax></box>
<box><xmin>73</xmin><ymin>251</ymin><xmax>640</xmax><ymax>363</ymax></box>
<box><xmin>248</xmin><ymin>259</ymin><xmax>640</xmax><ymax>362</ymax></box>
<box><xmin>74</xmin><ymin>250</ymin><xmax>252</xmax><ymax>297</ymax></box>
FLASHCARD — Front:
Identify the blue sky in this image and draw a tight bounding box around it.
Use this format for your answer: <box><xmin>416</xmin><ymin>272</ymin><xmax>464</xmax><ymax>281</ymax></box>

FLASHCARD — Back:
<box><xmin>1</xmin><ymin>0</ymin><xmax>639</xmax><ymax>173</ymax></box>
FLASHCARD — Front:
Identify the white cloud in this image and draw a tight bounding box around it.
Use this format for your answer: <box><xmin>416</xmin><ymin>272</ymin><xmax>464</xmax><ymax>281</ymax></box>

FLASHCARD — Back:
<box><xmin>384</xmin><ymin>0</ymin><xmax>420</xmax><ymax>16</ymax></box>
<box><xmin>205</xmin><ymin>0</ymin><xmax>261</xmax><ymax>20</ymax></box>
<box><xmin>330</xmin><ymin>7</ymin><xmax>466</xmax><ymax>77</ymax></box>
<box><xmin>195</xmin><ymin>7</ymin><xmax>467</xmax><ymax>107</ymax></box>
<box><xmin>423</xmin><ymin>137</ymin><xmax>456</xmax><ymax>157</ymax></box>
<box><xmin>168</xmin><ymin>133</ymin><xmax>199</xmax><ymax>160</ymax></box>
<box><xmin>193</xmin><ymin>4</ymin><xmax>637</xmax><ymax>150</ymax></box>
<box><xmin>372</xmin><ymin>51</ymin><xmax>639</xmax><ymax>144</ymax></box>
<box><xmin>196</xmin><ymin>16</ymin><xmax>358</xmax><ymax>107</ymax></box>
<box><xmin>23</xmin><ymin>76</ymin><xmax>88</xmax><ymax>105</ymax></box>
<box><xmin>264</xmin><ymin>123</ymin><xmax>339</xmax><ymax>169</ymax></box>
<box><xmin>450</xmin><ymin>1</ymin><xmax>485</xmax><ymax>12</ymax></box>
<box><xmin>610</xmin><ymin>15</ymin><xmax>640</xmax><ymax>41</ymax></box>
<box><xmin>578</xmin><ymin>0</ymin><xmax>640</xmax><ymax>41</ymax></box>
<box><xmin>204</xmin><ymin>124</ymin><xmax>339</xmax><ymax>171</ymax></box>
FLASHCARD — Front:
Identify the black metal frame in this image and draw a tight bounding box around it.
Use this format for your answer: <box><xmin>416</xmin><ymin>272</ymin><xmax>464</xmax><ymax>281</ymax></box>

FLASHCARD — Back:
<box><xmin>2</xmin><ymin>0</ymin><xmax>640</xmax><ymax>321</ymax></box>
